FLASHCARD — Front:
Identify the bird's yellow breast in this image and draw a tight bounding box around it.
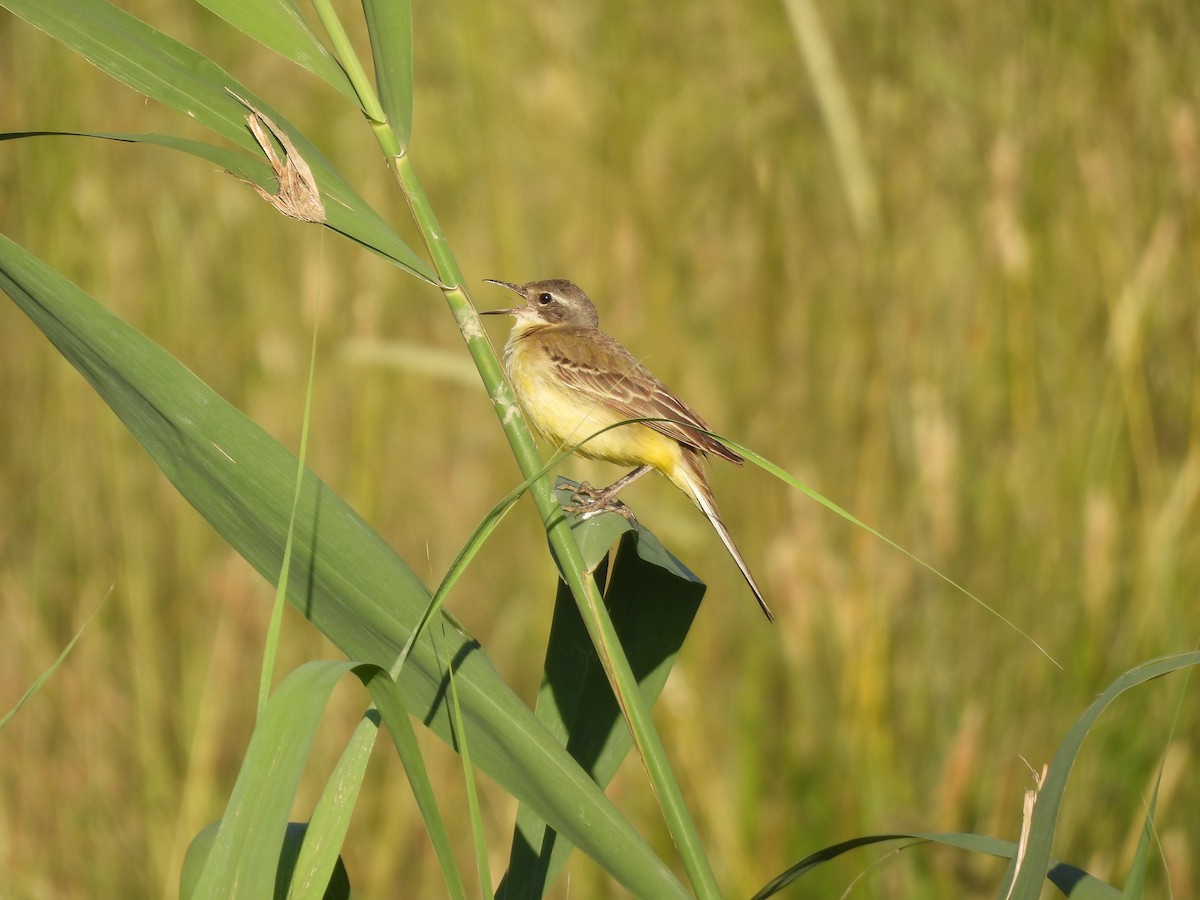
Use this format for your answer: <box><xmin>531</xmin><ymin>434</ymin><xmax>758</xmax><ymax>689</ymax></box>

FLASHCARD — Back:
<box><xmin>504</xmin><ymin>334</ymin><xmax>682</xmax><ymax>475</ymax></box>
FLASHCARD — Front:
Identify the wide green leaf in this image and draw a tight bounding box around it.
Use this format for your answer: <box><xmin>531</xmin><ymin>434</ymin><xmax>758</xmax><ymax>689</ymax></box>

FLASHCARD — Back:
<box><xmin>193</xmin><ymin>0</ymin><xmax>357</xmax><ymax>103</ymax></box>
<box><xmin>0</xmin><ymin>232</ymin><xmax>689</xmax><ymax>900</ymax></box>
<box><xmin>285</xmin><ymin>713</ymin><xmax>381</xmax><ymax>900</ymax></box>
<box><xmin>500</xmin><ymin>499</ymin><xmax>705</xmax><ymax>898</ymax></box>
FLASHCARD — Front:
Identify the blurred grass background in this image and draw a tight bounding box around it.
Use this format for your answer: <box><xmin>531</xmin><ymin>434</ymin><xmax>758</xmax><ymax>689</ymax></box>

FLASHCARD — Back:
<box><xmin>1</xmin><ymin>0</ymin><xmax>1198</xmax><ymax>896</ymax></box>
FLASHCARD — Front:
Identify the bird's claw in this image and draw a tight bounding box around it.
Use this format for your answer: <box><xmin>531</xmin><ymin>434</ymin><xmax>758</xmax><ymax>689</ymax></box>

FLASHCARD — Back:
<box><xmin>563</xmin><ymin>483</ymin><xmax>638</xmax><ymax>523</ymax></box>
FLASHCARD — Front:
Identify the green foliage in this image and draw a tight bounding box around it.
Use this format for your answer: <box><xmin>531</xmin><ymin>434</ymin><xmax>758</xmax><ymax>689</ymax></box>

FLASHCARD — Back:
<box><xmin>182</xmin><ymin>821</ymin><xmax>351</xmax><ymax>900</ymax></box>
<box><xmin>2</xmin><ymin>0</ymin><xmax>1198</xmax><ymax>897</ymax></box>
<box><xmin>0</xmin><ymin>229</ymin><xmax>691</xmax><ymax>895</ymax></box>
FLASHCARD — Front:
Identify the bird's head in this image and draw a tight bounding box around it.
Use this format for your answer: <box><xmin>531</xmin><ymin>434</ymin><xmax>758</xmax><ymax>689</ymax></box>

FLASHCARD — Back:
<box><xmin>481</xmin><ymin>279</ymin><xmax>600</xmax><ymax>329</ymax></box>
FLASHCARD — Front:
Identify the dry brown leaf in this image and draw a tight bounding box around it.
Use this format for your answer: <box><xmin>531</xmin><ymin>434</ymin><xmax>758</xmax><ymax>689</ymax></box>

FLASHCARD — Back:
<box><xmin>228</xmin><ymin>91</ymin><xmax>325</xmax><ymax>223</ymax></box>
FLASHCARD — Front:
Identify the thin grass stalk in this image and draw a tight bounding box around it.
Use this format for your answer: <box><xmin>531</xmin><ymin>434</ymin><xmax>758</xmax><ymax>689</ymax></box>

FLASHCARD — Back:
<box><xmin>394</xmin><ymin>150</ymin><xmax>721</xmax><ymax>900</ymax></box>
<box><xmin>309</xmin><ymin>0</ymin><xmax>387</xmax><ymax>126</ymax></box>
<box><xmin>305</xmin><ymin>3</ymin><xmax>722</xmax><ymax>892</ymax></box>
<box><xmin>393</xmin><ymin>149</ymin><xmax>721</xmax><ymax>897</ymax></box>
<box><xmin>259</xmin><ymin>302</ymin><xmax>322</xmax><ymax>714</ymax></box>
<box><xmin>781</xmin><ymin>0</ymin><xmax>879</xmax><ymax>240</ymax></box>
<box><xmin>442</xmin><ymin>636</ymin><xmax>495</xmax><ymax>900</ymax></box>
<box><xmin>0</xmin><ymin>595</ymin><xmax>106</xmax><ymax>729</ymax></box>
<box><xmin>369</xmin><ymin>692</ymin><xmax>469</xmax><ymax>900</ymax></box>
<box><xmin>287</xmin><ymin>714</ymin><xmax>376</xmax><ymax>900</ymax></box>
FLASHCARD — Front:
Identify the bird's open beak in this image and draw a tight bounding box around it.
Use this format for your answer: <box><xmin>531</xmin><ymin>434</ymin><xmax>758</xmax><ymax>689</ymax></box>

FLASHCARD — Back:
<box><xmin>480</xmin><ymin>279</ymin><xmax>524</xmax><ymax>315</ymax></box>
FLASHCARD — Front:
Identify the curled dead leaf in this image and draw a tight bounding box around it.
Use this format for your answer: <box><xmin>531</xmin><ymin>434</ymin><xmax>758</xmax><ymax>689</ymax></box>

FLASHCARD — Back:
<box><xmin>228</xmin><ymin>91</ymin><xmax>325</xmax><ymax>224</ymax></box>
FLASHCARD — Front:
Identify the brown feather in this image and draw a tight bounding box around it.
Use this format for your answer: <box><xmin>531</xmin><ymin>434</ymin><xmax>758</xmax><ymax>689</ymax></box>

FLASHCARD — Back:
<box><xmin>536</xmin><ymin>326</ymin><xmax>743</xmax><ymax>464</ymax></box>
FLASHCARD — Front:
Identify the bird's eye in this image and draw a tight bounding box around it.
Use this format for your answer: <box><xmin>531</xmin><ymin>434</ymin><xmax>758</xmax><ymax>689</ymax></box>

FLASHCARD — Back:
<box><xmin>537</xmin><ymin>292</ymin><xmax>553</xmax><ymax>305</ymax></box>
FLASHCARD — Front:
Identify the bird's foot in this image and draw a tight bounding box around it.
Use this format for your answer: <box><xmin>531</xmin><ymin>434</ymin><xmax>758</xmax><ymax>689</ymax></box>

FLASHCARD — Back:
<box><xmin>563</xmin><ymin>481</ymin><xmax>638</xmax><ymax>523</ymax></box>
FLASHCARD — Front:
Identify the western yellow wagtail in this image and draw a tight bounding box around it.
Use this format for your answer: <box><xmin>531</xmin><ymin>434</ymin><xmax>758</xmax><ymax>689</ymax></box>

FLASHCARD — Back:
<box><xmin>482</xmin><ymin>278</ymin><xmax>773</xmax><ymax>621</ymax></box>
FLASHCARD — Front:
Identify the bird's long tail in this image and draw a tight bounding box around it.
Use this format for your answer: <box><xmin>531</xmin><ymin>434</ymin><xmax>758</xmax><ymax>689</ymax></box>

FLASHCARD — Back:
<box><xmin>673</xmin><ymin>453</ymin><xmax>774</xmax><ymax>622</ymax></box>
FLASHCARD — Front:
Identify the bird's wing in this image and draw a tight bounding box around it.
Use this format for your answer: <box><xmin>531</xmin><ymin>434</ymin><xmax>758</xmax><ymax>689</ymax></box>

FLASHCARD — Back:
<box><xmin>544</xmin><ymin>333</ymin><xmax>742</xmax><ymax>464</ymax></box>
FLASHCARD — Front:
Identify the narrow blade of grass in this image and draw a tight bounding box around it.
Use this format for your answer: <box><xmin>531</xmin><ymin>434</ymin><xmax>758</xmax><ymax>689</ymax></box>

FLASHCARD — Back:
<box><xmin>363</xmin><ymin>671</ymin><xmax>468</xmax><ymax>900</ymax></box>
<box><xmin>442</xmin><ymin>637</ymin><xmax>494</xmax><ymax>900</ymax></box>
<box><xmin>1119</xmin><ymin>778</ymin><xmax>1158</xmax><ymax>900</ymax></box>
<box><xmin>724</xmin><ymin>434</ymin><xmax>1061</xmax><ymax>668</ymax></box>
<box><xmin>0</xmin><ymin>593</ymin><xmax>107</xmax><ymax>730</ymax></box>
<box><xmin>260</xmin><ymin>289</ymin><xmax>321</xmax><ymax>714</ymax></box>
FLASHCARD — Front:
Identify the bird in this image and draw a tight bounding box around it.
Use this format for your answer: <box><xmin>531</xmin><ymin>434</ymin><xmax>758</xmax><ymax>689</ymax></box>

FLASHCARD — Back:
<box><xmin>481</xmin><ymin>278</ymin><xmax>773</xmax><ymax>621</ymax></box>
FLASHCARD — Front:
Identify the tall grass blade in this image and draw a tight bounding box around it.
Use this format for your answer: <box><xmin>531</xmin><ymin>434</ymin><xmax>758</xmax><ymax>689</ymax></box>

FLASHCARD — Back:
<box><xmin>1119</xmin><ymin>780</ymin><xmax>1157</xmax><ymax>900</ymax></box>
<box><xmin>781</xmin><ymin>0</ymin><xmax>879</xmax><ymax>239</ymax></box>
<box><xmin>285</xmin><ymin>713</ymin><xmax>377</xmax><ymax>900</ymax></box>
<box><xmin>442</xmin><ymin>639</ymin><xmax>494</xmax><ymax>899</ymax></box>
<box><xmin>260</xmin><ymin>299</ymin><xmax>320</xmax><ymax>714</ymax></box>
